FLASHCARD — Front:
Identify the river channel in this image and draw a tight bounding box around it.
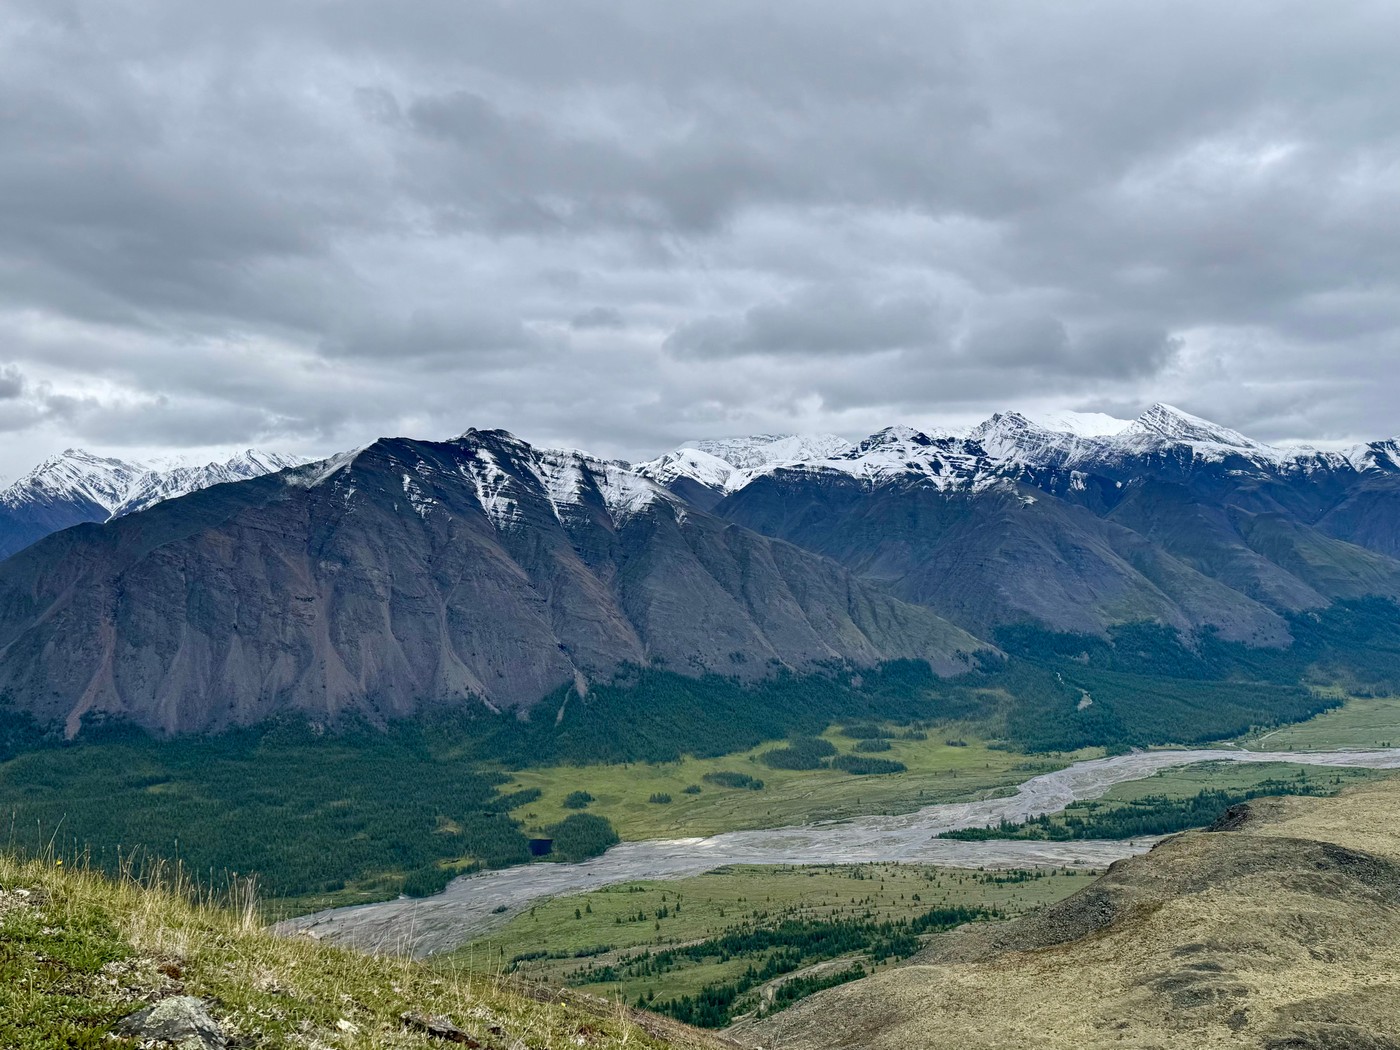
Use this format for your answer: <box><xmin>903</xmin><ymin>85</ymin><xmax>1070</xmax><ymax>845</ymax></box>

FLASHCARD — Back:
<box><xmin>284</xmin><ymin>747</ymin><xmax>1400</xmax><ymax>956</ymax></box>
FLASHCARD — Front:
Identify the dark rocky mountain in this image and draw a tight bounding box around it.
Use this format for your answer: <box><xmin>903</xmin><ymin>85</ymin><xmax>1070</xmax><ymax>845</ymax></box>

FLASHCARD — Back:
<box><xmin>643</xmin><ymin>406</ymin><xmax>1400</xmax><ymax>641</ymax></box>
<box><xmin>0</xmin><ymin>430</ymin><xmax>984</xmax><ymax>736</ymax></box>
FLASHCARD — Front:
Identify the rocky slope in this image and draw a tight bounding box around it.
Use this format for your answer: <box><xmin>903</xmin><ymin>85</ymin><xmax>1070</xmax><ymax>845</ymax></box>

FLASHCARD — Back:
<box><xmin>0</xmin><ymin>448</ymin><xmax>304</xmax><ymax>561</ymax></box>
<box><xmin>742</xmin><ymin>774</ymin><xmax>1400</xmax><ymax>1050</ymax></box>
<box><xmin>0</xmin><ymin>430</ymin><xmax>984</xmax><ymax>736</ymax></box>
<box><xmin>642</xmin><ymin>405</ymin><xmax>1400</xmax><ymax>638</ymax></box>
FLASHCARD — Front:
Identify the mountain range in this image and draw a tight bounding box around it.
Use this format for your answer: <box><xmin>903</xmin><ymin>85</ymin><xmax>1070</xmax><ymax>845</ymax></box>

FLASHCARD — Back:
<box><xmin>2</xmin><ymin>403</ymin><xmax>1399</xmax><ymax>737</ymax></box>
<box><xmin>639</xmin><ymin>404</ymin><xmax>1400</xmax><ymax>639</ymax></box>
<box><xmin>0</xmin><ymin>448</ymin><xmax>306</xmax><ymax>562</ymax></box>
<box><xmin>0</xmin><ymin>431</ymin><xmax>980</xmax><ymax>735</ymax></box>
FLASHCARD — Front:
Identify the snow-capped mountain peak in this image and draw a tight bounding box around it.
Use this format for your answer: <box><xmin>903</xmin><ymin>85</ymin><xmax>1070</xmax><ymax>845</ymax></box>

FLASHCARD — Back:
<box><xmin>2</xmin><ymin>449</ymin><xmax>150</xmax><ymax>513</ymax></box>
<box><xmin>1023</xmin><ymin>410</ymin><xmax>1133</xmax><ymax>438</ymax></box>
<box><xmin>1123</xmin><ymin>403</ymin><xmax>1261</xmax><ymax>449</ymax></box>
<box><xmin>2</xmin><ymin>447</ymin><xmax>306</xmax><ymax>519</ymax></box>
<box><xmin>110</xmin><ymin>450</ymin><xmax>307</xmax><ymax>518</ymax></box>
<box><xmin>855</xmin><ymin>425</ymin><xmax>937</xmax><ymax>452</ymax></box>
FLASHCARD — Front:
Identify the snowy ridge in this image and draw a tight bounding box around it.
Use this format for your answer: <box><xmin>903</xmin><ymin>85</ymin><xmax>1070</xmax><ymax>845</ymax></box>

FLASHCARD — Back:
<box><xmin>3</xmin><ymin>448</ymin><xmax>306</xmax><ymax>519</ymax></box>
<box><xmin>111</xmin><ymin>451</ymin><xmax>307</xmax><ymax>517</ymax></box>
<box><xmin>0</xmin><ymin>450</ymin><xmax>149</xmax><ymax>513</ymax></box>
<box><xmin>683</xmin><ymin>433</ymin><xmax>853</xmax><ymax>470</ymax></box>
<box><xmin>637</xmin><ymin>404</ymin><xmax>1400</xmax><ymax>498</ymax></box>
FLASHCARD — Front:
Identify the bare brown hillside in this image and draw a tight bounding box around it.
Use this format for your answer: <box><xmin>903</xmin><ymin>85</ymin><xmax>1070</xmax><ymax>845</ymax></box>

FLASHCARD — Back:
<box><xmin>743</xmin><ymin>777</ymin><xmax>1400</xmax><ymax>1050</ymax></box>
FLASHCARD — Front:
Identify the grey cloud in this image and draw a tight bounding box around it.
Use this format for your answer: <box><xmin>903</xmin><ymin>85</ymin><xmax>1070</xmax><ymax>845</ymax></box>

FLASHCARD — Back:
<box><xmin>570</xmin><ymin>307</ymin><xmax>626</xmax><ymax>330</ymax></box>
<box><xmin>0</xmin><ymin>0</ymin><xmax>1398</xmax><ymax>472</ymax></box>
<box><xmin>0</xmin><ymin>366</ymin><xmax>25</xmax><ymax>400</ymax></box>
<box><xmin>667</xmin><ymin>286</ymin><xmax>948</xmax><ymax>359</ymax></box>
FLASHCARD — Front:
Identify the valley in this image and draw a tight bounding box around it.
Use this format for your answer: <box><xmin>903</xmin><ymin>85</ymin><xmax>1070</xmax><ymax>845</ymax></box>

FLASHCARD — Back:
<box><xmin>498</xmin><ymin>727</ymin><xmax>1091</xmax><ymax>841</ymax></box>
<box><xmin>436</xmin><ymin>863</ymin><xmax>1101</xmax><ymax>1027</ymax></box>
<box><xmin>284</xmin><ymin>742</ymin><xmax>1400</xmax><ymax>957</ymax></box>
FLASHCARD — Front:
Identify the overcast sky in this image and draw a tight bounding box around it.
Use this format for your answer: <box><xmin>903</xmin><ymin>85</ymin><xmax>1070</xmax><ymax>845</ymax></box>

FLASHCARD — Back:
<box><xmin>2</xmin><ymin>0</ymin><xmax>1399</xmax><ymax>475</ymax></box>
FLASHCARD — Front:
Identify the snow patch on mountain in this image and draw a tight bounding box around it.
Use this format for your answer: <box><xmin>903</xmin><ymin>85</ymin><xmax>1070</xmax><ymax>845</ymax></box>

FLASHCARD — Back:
<box><xmin>635</xmin><ymin>447</ymin><xmax>738</xmax><ymax>491</ymax></box>
<box><xmin>1024</xmin><ymin>410</ymin><xmax>1134</xmax><ymax>437</ymax></box>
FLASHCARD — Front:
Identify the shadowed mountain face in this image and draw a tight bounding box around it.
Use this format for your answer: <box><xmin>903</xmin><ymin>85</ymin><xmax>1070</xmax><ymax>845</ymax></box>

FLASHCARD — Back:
<box><xmin>634</xmin><ymin>407</ymin><xmax>1400</xmax><ymax>640</ymax></box>
<box><xmin>0</xmin><ymin>431</ymin><xmax>984</xmax><ymax>736</ymax></box>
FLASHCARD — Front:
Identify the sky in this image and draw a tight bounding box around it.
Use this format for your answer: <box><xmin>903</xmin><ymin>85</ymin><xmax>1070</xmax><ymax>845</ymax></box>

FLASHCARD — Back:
<box><xmin>2</xmin><ymin>0</ymin><xmax>1400</xmax><ymax>477</ymax></box>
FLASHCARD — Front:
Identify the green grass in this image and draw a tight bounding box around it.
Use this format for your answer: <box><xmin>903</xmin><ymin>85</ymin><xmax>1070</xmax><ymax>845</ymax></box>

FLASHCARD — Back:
<box><xmin>501</xmin><ymin>726</ymin><xmax>1098</xmax><ymax>841</ymax></box>
<box><xmin>1235</xmin><ymin>692</ymin><xmax>1400</xmax><ymax>751</ymax></box>
<box><xmin>1103</xmin><ymin>760</ymin><xmax>1384</xmax><ymax>803</ymax></box>
<box><xmin>441</xmin><ymin>862</ymin><xmax>1099</xmax><ymax>1011</ymax></box>
<box><xmin>0</xmin><ymin>851</ymin><xmax>720</xmax><ymax>1050</ymax></box>
<box><xmin>941</xmin><ymin>762</ymin><xmax>1387</xmax><ymax>842</ymax></box>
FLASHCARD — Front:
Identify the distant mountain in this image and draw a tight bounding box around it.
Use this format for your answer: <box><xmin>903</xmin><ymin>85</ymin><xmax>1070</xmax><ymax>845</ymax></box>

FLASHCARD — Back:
<box><xmin>0</xmin><ymin>430</ymin><xmax>984</xmax><ymax>736</ymax></box>
<box><xmin>0</xmin><ymin>448</ymin><xmax>305</xmax><ymax>561</ymax></box>
<box><xmin>641</xmin><ymin>405</ymin><xmax>1400</xmax><ymax>639</ymax></box>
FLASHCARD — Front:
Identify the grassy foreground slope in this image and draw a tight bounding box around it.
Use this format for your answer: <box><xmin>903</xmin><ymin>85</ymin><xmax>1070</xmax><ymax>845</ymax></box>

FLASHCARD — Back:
<box><xmin>743</xmin><ymin>775</ymin><xmax>1400</xmax><ymax>1050</ymax></box>
<box><xmin>0</xmin><ymin>853</ymin><xmax>726</xmax><ymax>1050</ymax></box>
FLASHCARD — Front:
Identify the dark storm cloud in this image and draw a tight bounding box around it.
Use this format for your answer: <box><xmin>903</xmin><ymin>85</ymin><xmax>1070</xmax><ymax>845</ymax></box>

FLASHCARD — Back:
<box><xmin>1</xmin><ymin>0</ymin><xmax>1399</xmax><ymax>473</ymax></box>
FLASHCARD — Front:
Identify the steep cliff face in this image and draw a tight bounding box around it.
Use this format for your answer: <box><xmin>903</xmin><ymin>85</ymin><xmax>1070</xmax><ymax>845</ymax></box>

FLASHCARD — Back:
<box><xmin>0</xmin><ymin>431</ymin><xmax>984</xmax><ymax>736</ymax></box>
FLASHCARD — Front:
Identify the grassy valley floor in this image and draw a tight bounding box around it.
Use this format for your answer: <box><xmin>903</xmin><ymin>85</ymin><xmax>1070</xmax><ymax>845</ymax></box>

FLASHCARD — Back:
<box><xmin>440</xmin><ymin>863</ymin><xmax>1099</xmax><ymax>1028</ymax></box>
<box><xmin>1235</xmin><ymin>690</ymin><xmax>1400</xmax><ymax>750</ymax></box>
<box><xmin>500</xmin><ymin>726</ymin><xmax>1095</xmax><ymax>842</ymax></box>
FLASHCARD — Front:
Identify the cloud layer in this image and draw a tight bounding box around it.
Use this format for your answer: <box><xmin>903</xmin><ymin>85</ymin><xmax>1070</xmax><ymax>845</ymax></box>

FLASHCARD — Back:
<box><xmin>2</xmin><ymin>0</ymin><xmax>1399</xmax><ymax>473</ymax></box>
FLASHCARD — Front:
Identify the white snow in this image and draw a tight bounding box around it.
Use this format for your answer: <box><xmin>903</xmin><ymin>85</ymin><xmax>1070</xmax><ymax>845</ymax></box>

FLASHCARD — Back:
<box><xmin>1024</xmin><ymin>410</ymin><xmax>1134</xmax><ymax>437</ymax></box>
<box><xmin>682</xmin><ymin>433</ymin><xmax>853</xmax><ymax>470</ymax></box>
<box><xmin>1121</xmin><ymin>403</ymin><xmax>1262</xmax><ymax>448</ymax></box>
<box><xmin>2</xmin><ymin>447</ymin><xmax>307</xmax><ymax>517</ymax></box>
<box><xmin>459</xmin><ymin>448</ymin><xmax>524</xmax><ymax>529</ymax></box>
<box><xmin>401</xmin><ymin>473</ymin><xmax>435</xmax><ymax>519</ymax></box>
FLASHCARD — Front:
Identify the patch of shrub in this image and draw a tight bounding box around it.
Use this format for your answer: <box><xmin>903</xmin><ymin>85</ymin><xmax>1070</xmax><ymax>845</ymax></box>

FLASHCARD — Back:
<box><xmin>562</xmin><ymin>791</ymin><xmax>594</xmax><ymax>809</ymax></box>
<box><xmin>759</xmin><ymin>737</ymin><xmax>838</xmax><ymax>770</ymax></box>
<box><xmin>543</xmin><ymin>814</ymin><xmax>620</xmax><ymax>862</ymax></box>
<box><xmin>682</xmin><ymin>785</ymin><xmax>702</xmax><ymax>795</ymax></box>
<box><xmin>401</xmin><ymin>864</ymin><xmax>454</xmax><ymax>898</ymax></box>
<box><xmin>649</xmin><ymin>793</ymin><xmax>672</xmax><ymax>805</ymax></box>
<box><xmin>702</xmin><ymin>771</ymin><xmax>764</xmax><ymax>790</ymax></box>
<box><xmin>853</xmin><ymin>738</ymin><xmax>892</xmax><ymax>753</ymax></box>
<box><xmin>831</xmin><ymin>755</ymin><xmax>906</xmax><ymax>776</ymax></box>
